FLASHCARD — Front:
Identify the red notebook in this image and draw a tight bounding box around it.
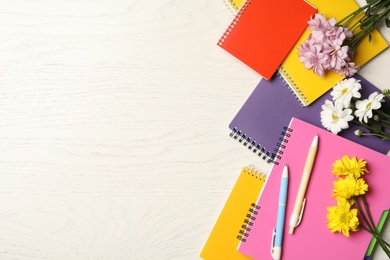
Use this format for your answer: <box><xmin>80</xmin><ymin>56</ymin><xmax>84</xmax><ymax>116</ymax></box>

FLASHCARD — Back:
<box><xmin>218</xmin><ymin>0</ymin><xmax>316</xmax><ymax>80</ymax></box>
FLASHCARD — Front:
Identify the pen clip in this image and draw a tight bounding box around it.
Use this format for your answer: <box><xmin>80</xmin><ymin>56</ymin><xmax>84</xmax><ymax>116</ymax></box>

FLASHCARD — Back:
<box><xmin>270</xmin><ymin>228</ymin><xmax>276</xmax><ymax>256</ymax></box>
<box><xmin>296</xmin><ymin>198</ymin><xmax>307</xmax><ymax>227</ymax></box>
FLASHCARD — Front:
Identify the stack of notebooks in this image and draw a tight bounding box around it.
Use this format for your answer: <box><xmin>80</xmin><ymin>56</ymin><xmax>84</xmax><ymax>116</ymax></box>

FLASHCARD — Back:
<box><xmin>201</xmin><ymin>0</ymin><xmax>390</xmax><ymax>259</ymax></box>
<box><xmin>201</xmin><ymin>118</ymin><xmax>390</xmax><ymax>259</ymax></box>
<box><xmin>219</xmin><ymin>0</ymin><xmax>388</xmax><ymax>104</ymax></box>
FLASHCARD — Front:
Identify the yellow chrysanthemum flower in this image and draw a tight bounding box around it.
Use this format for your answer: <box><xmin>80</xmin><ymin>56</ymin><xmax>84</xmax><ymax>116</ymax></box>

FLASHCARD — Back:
<box><xmin>332</xmin><ymin>155</ymin><xmax>369</xmax><ymax>178</ymax></box>
<box><xmin>332</xmin><ymin>175</ymin><xmax>368</xmax><ymax>201</ymax></box>
<box><xmin>327</xmin><ymin>201</ymin><xmax>359</xmax><ymax>237</ymax></box>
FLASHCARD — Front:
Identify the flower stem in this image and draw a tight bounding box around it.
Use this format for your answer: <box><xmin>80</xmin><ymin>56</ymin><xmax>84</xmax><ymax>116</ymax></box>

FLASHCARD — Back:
<box><xmin>359</xmin><ymin>224</ymin><xmax>390</xmax><ymax>247</ymax></box>
<box><xmin>337</xmin><ymin>0</ymin><xmax>390</xmax><ymax>51</ymax></box>
<box><xmin>354</xmin><ymin>197</ymin><xmax>376</xmax><ymax>231</ymax></box>
<box><xmin>352</xmin><ymin>119</ymin><xmax>390</xmax><ymax>140</ymax></box>
<box><xmin>360</xmin><ymin>224</ymin><xmax>390</xmax><ymax>257</ymax></box>
<box><xmin>380</xmin><ymin>119</ymin><xmax>390</xmax><ymax>127</ymax></box>
<box><xmin>357</xmin><ymin>196</ymin><xmax>390</xmax><ymax>257</ymax></box>
<box><xmin>375</xmin><ymin>109</ymin><xmax>390</xmax><ymax>119</ymax></box>
<box><xmin>362</xmin><ymin>196</ymin><xmax>377</xmax><ymax>232</ymax></box>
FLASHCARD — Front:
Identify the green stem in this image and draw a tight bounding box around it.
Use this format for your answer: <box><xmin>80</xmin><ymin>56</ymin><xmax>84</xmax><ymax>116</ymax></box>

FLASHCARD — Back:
<box><xmin>337</xmin><ymin>0</ymin><xmax>390</xmax><ymax>51</ymax></box>
<box><xmin>377</xmin><ymin>238</ymin><xmax>390</xmax><ymax>258</ymax></box>
<box><xmin>358</xmin><ymin>196</ymin><xmax>390</xmax><ymax>257</ymax></box>
<box><xmin>336</xmin><ymin>1</ymin><xmax>380</xmax><ymax>26</ymax></box>
<box><xmin>375</xmin><ymin>109</ymin><xmax>390</xmax><ymax>119</ymax></box>
<box><xmin>354</xmin><ymin>197</ymin><xmax>376</xmax><ymax>231</ymax></box>
<box><xmin>360</xmin><ymin>223</ymin><xmax>390</xmax><ymax>258</ymax></box>
<box><xmin>361</xmin><ymin>196</ymin><xmax>377</xmax><ymax>235</ymax></box>
<box><xmin>352</xmin><ymin>119</ymin><xmax>390</xmax><ymax>140</ymax></box>
<box><xmin>360</xmin><ymin>224</ymin><xmax>390</xmax><ymax>248</ymax></box>
<box><xmin>380</xmin><ymin>120</ymin><xmax>390</xmax><ymax>127</ymax></box>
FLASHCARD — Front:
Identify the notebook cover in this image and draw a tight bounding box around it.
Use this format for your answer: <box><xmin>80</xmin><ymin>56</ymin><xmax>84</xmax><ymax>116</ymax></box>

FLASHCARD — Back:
<box><xmin>229</xmin><ymin>73</ymin><xmax>390</xmax><ymax>160</ymax></box>
<box><xmin>279</xmin><ymin>0</ymin><xmax>389</xmax><ymax>106</ymax></box>
<box><xmin>224</xmin><ymin>0</ymin><xmax>245</xmax><ymax>13</ymax></box>
<box><xmin>200</xmin><ymin>166</ymin><xmax>266</xmax><ymax>260</ymax></box>
<box><xmin>237</xmin><ymin>117</ymin><xmax>390</xmax><ymax>259</ymax></box>
<box><xmin>217</xmin><ymin>0</ymin><xmax>316</xmax><ymax>80</ymax></box>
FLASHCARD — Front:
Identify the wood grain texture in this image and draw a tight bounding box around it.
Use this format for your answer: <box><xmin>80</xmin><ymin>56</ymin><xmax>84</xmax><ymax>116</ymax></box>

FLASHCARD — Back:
<box><xmin>0</xmin><ymin>0</ymin><xmax>389</xmax><ymax>259</ymax></box>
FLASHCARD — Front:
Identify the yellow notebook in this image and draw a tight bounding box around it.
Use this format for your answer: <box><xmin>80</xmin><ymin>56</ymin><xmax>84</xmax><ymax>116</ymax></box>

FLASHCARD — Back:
<box><xmin>200</xmin><ymin>165</ymin><xmax>266</xmax><ymax>260</ymax></box>
<box><xmin>279</xmin><ymin>0</ymin><xmax>389</xmax><ymax>106</ymax></box>
<box><xmin>224</xmin><ymin>0</ymin><xmax>245</xmax><ymax>13</ymax></box>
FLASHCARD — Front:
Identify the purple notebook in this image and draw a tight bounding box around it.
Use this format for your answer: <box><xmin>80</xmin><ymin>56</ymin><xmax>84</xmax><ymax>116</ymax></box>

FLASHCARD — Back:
<box><xmin>229</xmin><ymin>73</ymin><xmax>390</xmax><ymax>161</ymax></box>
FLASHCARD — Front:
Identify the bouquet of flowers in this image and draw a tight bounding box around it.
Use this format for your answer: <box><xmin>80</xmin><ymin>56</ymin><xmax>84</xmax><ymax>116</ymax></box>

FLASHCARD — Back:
<box><xmin>299</xmin><ymin>0</ymin><xmax>390</xmax><ymax>77</ymax></box>
<box><xmin>320</xmin><ymin>77</ymin><xmax>390</xmax><ymax>140</ymax></box>
<box><xmin>327</xmin><ymin>155</ymin><xmax>390</xmax><ymax>257</ymax></box>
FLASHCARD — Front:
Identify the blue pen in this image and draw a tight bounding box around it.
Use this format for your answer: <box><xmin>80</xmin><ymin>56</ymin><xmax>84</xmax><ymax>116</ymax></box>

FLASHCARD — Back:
<box><xmin>271</xmin><ymin>165</ymin><xmax>289</xmax><ymax>260</ymax></box>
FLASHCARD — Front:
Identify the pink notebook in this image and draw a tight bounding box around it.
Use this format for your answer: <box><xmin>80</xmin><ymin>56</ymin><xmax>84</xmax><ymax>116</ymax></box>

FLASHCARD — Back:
<box><xmin>238</xmin><ymin>117</ymin><xmax>390</xmax><ymax>259</ymax></box>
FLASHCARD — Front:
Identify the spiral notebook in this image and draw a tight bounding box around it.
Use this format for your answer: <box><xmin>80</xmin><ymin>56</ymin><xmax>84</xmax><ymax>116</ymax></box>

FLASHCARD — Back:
<box><xmin>237</xmin><ymin>117</ymin><xmax>390</xmax><ymax>259</ymax></box>
<box><xmin>278</xmin><ymin>0</ymin><xmax>389</xmax><ymax>106</ymax></box>
<box><xmin>217</xmin><ymin>0</ymin><xmax>316</xmax><ymax>80</ymax></box>
<box><xmin>229</xmin><ymin>73</ymin><xmax>390</xmax><ymax>163</ymax></box>
<box><xmin>200</xmin><ymin>165</ymin><xmax>266</xmax><ymax>260</ymax></box>
<box><xmin>223</xmin><ymin>0</ymin><xmax>245</xmax><ymax>13</ymax></box>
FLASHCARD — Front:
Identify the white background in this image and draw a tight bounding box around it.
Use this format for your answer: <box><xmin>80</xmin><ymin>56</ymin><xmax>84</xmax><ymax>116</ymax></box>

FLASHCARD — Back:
<box><xmin>0</xmin><ymin>0</ymin><xmax>389</xmax><ymax>259</ymax></box>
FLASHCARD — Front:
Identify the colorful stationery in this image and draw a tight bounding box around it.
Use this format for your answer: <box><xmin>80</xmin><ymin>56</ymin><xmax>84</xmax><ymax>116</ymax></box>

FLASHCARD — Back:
<box><xmin>288</xmin><ymin>135</ymin><xmax>318</xmax><ymax>235</ymax></box>
<box><xmin>229</xmin><ymin>73</ymin><xmax>390</xmax><ymax>162</ymax></box>
<box><xmin>200</xmin><ymin>165</ymin><xmax>266</xmax><ymax>260</ymax></box>
<box><xmin>237</xmin><ymin>117</ymin><xmax>390</xmax><ymax>259</ymax></box>
<box><xmin>217</xmin><ymin>0</ymin><xmax>316</xmax><ymax>80</ymax></box>
<box><xmin>364</xmin><ymin>209</ymin><xmax>390</xmax><ymax>260</ymax></box>
<box><xmin>270</xmin><ymin>166</ymin><xmax>289</xmax><ymax>260</ymax></box>
<box><xmin>224</xmin><ymin>0</ymin><xmax>245</xmax><ymax>13</ymax></box>
<box><xmin>278</xmin><ymin>0</ymin><xmax>389</xmax><ymax>106</ymax></box>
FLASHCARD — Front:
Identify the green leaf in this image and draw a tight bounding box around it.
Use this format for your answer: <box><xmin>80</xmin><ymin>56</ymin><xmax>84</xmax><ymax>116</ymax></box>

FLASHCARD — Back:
<box><xmin>369</xmin><ymin>33</ymin><xmax>373</xmax><ymax>43</ymax></box>
<box><xmin>369</xmin><ymin>123</ymin><xmax>383</xmax><ymax>134</ymax></box>
<box><xmin>386</xmin><ymin>18</ymin><xmax>390</xmax><ymax>28</ymax></box>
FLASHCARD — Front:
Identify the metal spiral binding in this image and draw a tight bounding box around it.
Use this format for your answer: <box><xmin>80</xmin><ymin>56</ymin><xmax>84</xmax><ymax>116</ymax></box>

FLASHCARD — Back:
<box><xmin>277</xmin><ymin>67</ymin><xmax>309</xmax><ymax>106</ymax></box>
<box><xmin>229</xmin><ymin>127</ymin><xmax>276</xmax><ymax>164</ymax></box>
<box><xmin>221</xmin><ymin>0</ymin><xmax>240</xmax><ymax>16</ymax></box>
<box><xmin>217</xmin><ymin>0</ymin><xmax>251</xmax><ymax>47</ymax></box>
<box><xmin>243</xmin><ymin>165</ymin><xmax>266</xmax><ymax>180</ymax></box>
<box><xmin>272</xmin><ymin>126</ymin><xmax>293</xmax><ymax>165</ymax></box>
<box><xmin>237</xmin><ymin>203</ymin><xmax>261</xmax><ymax>242</ymax></box>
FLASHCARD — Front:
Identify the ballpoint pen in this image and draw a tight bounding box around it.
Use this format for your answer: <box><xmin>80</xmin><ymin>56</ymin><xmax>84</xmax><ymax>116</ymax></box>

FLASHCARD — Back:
<box><xmin>289</xmin><ymin>135</ymin><xmax>318</xmax><ymax>234</ymax></box>
<box><xmin>271</xmin><ymin>165</ymin><xmax>289</xmax><ymax>260</ymax></box>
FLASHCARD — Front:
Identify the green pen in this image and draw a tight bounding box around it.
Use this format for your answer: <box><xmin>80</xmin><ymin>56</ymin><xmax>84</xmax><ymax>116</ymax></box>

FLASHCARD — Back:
<box><xmin>364</xmin><ymin>209</ymin><xmax>390</xmax><ymax>260</ymax></box>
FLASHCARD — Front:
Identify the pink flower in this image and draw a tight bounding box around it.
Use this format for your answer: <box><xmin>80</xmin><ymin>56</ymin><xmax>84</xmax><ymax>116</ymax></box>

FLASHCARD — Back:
<box><xmin>308</xmin><ymin>14</ymin><xmax>336</xmax><ymax>33</ymax></box>
<box><xmin>298</xmin><ymin>36</ymin><xmax>329</xmax><ymax>77</ymax></box>
<box><xmin>326</xmin><ymin>26</ymin><xmax>352</xmax><ymax>48</ymax></box>
<box><xmin>338</xmin><ymin>61</ymin><xmax>359</xmax><ymax>77</ymax></box>
<box><xmin>298</xmin><ymin>13</ymin><xmax>358</xmax><ymax>77</ymax></box>
<box><xmin>308</xmin><ymin>14</ymin><xmax>337</xmax><ymax>42</ymax></box>
<box><xmin>329</xmin><ymin>45</ymin><xmax>349</xmax><ymax>71</ymax></box>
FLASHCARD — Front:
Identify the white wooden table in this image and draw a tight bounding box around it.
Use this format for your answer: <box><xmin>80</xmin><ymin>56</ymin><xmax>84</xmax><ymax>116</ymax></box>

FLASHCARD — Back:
<box><xmin>0</xmin><ymin>0</ymin><xmax>389</xmax><ymax>259</ymax></box>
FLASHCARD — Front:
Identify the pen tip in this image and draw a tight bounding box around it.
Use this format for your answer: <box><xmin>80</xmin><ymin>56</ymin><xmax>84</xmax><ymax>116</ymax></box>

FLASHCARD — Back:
<box><xmin>282</xmin><ymin>166</ymin><xmax>288</xmax><ymax>177</ymax></box>
<box><xmin>289</xmin><ymin>226</ymin><xmax>295</xmax><ymax>234</ymax></box>
<box><xmin>312</xmin><ymin>135</ymin><xmax>319</xmax><ymax>147</ymax></box>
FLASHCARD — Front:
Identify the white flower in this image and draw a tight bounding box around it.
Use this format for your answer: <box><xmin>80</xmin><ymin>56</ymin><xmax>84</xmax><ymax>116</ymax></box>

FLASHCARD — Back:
<box><xmin>354</xmin><ymin>92</ymin><xmax>384</xmax><ymax>123</ymax></box>
<box><xmin>321</xmin><ymin>100</ymin><xmax>354</xmax><ymax>134</ymax></box>
<box><xmin>330</xmin><ymin>78</ymin><xmax>361</xmax><ymax>108</ymax></box>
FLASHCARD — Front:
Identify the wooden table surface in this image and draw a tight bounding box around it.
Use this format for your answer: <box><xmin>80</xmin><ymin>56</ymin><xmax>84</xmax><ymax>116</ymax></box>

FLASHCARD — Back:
<box><xmin>0</xmin><ymin>0</ymin><xmax>389</xmax><ymax>259</ymax></box>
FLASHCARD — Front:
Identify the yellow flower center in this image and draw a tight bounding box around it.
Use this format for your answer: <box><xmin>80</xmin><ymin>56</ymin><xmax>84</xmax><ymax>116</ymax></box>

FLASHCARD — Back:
<box><xmin>339</xmin><ymin>212</ymin><xmax>347</xmax><ymax>224</ymax></box>
<box><xmin>332</xmin><ymin>114</ymin><xmax>339</xmax><ymax>121</ymax></box>
<box><xmin>341</xmin><ymin>88</ymin><xmax>348</xmax><ymax>95</ymax></box>
<box><xmin>366</xmin><ymin>102</ymin><xmax>372</xmax><ymax>110</ymax></box>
